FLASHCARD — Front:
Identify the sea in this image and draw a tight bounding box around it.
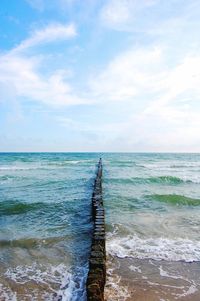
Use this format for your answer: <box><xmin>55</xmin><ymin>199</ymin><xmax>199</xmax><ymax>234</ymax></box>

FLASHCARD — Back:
<box><xmin>0</xmin><ymin>153</ymin><xmax>200</xmax><ymax>301</ymax></box>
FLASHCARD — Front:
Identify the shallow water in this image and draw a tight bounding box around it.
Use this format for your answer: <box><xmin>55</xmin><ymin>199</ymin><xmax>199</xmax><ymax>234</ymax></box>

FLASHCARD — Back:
<box><xmin>1</xmin><ymin>153</ymin><xmax>200</xmax><ymax>300</ymax></box>
<box><xmin>0</xmin><ymin>153</ymin><xmax>100</xmax><ymax>300</ymax></box>
<box><xmin>103</xmin><ymin>153</ymin><xmax>200</xmax><ymax>300</ymax></box>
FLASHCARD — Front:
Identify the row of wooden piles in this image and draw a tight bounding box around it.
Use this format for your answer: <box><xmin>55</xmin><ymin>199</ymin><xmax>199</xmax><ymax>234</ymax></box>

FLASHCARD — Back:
<box><xmin>86</xmin><ymin>158</ymin><xmax>106</xmax><ymax>301</ymax></box>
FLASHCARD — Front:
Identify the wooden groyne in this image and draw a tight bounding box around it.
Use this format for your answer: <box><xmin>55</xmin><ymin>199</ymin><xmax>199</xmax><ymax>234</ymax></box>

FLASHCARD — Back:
<box><xmin>86</xmin><ymin>158</ymin><xmax>106</xmax><ymax>301</ymax></box>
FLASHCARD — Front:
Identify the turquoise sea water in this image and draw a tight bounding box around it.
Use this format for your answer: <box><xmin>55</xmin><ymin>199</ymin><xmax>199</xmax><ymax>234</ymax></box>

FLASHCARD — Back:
<box><xmin>1</xmin><ymin>153</ymin><xmax>200</xmax><ymax>300</ymax></box>
<box><xmin>0</xmin><ymin>153</ymin><xmax>99</xmax><ymax>300</ymax></box>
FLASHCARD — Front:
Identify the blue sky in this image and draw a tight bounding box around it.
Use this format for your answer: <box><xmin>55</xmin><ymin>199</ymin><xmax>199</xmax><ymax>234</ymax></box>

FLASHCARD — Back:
<box><xmin>0</xmin><ymin>0</ymin><xmax>200</xmax><ymax>152</ymax></box>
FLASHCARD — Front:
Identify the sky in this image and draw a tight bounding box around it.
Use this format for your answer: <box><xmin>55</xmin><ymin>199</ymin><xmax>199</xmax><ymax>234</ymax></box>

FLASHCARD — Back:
<box><xmin>0</xmin><ymin>0</ymin><xmax>200</xmax><ymax>152</ymax></box>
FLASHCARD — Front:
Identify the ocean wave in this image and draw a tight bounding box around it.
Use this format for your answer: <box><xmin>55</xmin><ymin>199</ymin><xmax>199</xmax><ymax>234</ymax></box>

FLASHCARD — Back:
<box><xmin>109</xmin><ymin>175</ymin><xmax>191</xmax><ymax>185</ymax></box>
<box><xmin>0</xmin><ymin>236</ymin><xmax>67</xmax><ymax>248</ymax></box>
<box><xmin>43</xmin><ymin>159</ymin><xmax>96</xmax><ymax>167</ymax></box>
<box><xmin>0</xmin><ymin>200</ymin><xmax>63</xmax><ymax>216</ymax></box>
<box><xmin>147</xmin><ymin>194</ymin><xmax>200</xmax><ymax>206</ymax></box>
<box><xmin>137</xmin><ymin>162</ymin><xmax>200</xmax><ymax>170</ymax></box>
<box><xmin>0</xmin><ymin>161</ymin><xmax>94</xmax><ymax>173</ymax></box>
<box><xmin>147</xmin><ymin>176</ymin><xmax>190</xmax><ymax>184</ymax></box>
<box><xmin>0</xmin><ymin>201</ymin><xmax>45</xmax><ymax>216</ymax></box>
<box><xmin>0</xmin><ymin>166</ymin><xmax>64</xmax><ymax>171</ymax></box>
<box><xmin>0</xmin><ymin>175</ymin><xmax>28</xmax><ymax>182</ymax></box>
<box><xmin>108</xmin><ymin>160</ymin><xmax>136</xmax><ymax>167</ymax></box>
<box><xmin>44</xmin><ymin>160</ymin><xmax>83</xmax><ymax>166</ymax></box>
<box><xmin>107</xmin><ymin>235</ymin><xmax>200</xmax><ymax>262</ymax></box>
<box><xmin>0</xmin><ymin>161</ymin><xmax>83</xmax><ymax>171</ymax></box>
<box><xmin>0</xmin><ymin>165</ymin><xmax>43</xmax><ymax>171</ymax></box>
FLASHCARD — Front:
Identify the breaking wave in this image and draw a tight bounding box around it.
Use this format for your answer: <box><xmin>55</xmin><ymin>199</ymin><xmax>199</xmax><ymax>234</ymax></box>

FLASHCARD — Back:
<box><xmin>107</xmin><ymin>235</ymin><xmax>200</xmax><ymax>262</ymax></box>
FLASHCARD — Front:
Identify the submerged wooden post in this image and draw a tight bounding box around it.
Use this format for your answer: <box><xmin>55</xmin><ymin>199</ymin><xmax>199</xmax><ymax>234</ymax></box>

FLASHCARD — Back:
<box><xmin>86</xmin><ymin>158</ymin><xmax>106</xmax><ymax>301</ymax></box>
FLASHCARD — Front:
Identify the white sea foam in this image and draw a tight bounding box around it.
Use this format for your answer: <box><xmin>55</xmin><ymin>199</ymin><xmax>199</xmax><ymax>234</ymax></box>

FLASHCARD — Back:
<box><xmin>5</xmin><ymin>263</ymin><xmax>61</xmax><ymax>284</ymax></box>
<box><xmin>48</xmin><ymin>160</ymin><xmax>81</xmax><ymax>165</ymax></box>
<box><xmin>129</xmin><ymin>265</ymin><xmax>141</xmax><ymax>273</ymax></box>
<box><xmin>0</xmin><ymin>283</ymin><xmax>17</xmax><ymax>301</ymax></box>
<box><xmin>139</xmin><ymin>161</ymin><xmax>200</xmax><ymax>170</ymax></box>
<box><xmin>104</xmin><ymin>268</ymin><xmax>131</xmax><ymax>301</ymax></box>
<box><xmin>178</xmin><ymin>284</ymin><xmax>198</xmax><ymax>298</ymax></box>
<box><xmin>158</xmin><ymin>265</ymin><xmax>199</xmax><ymax>298</ymax></box>
<box><xmin>107</xmin><ymin>235</ymin><xmax>200</xmax><ymax>262</ymax></box>
<box><xmin>0</xmin><ymin>165</ymin><xmax>43</xmax><ymax>171</ymax></box>
<box><xmin>4</xmin><ymin>263</ymin><xmax>87</xmax><ymax>301</ymax></box>
<box><xmin>146</xmin><ymin>280</ymin><xmax>184</xmax><ymax>289</ymax></box>
<box><xmin>159</xmin><ymin>265</ymin><xmax>182</xmax><ymax>280</ymax></box>
<box><xmin>66</xmin><ymin>160</ymin><xmax>81</xmax><ymax>164</ymax></box>
<box><xmin>0</xmin><ymin>160</ymin><xmax>85</xmax><ymax>171</ymax></box>
<box><xmin>57</xmin><ymin>266</ymin><xmax>87</xmax><ymax>301</ymax></box>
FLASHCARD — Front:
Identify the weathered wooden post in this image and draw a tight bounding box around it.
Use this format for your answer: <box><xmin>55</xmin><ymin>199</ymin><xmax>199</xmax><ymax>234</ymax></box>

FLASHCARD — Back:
<box><xmin>86</xmin><ymin>158</ymin><xmax>106</xmax><ymax>301</ymax></box>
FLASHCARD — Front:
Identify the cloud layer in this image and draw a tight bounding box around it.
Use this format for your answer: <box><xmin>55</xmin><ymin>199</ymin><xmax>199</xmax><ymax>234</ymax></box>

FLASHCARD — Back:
<box><xmin>1</xmin><ymin>0</ymin><xmax>200</xmax><ymax>151</ymax></box>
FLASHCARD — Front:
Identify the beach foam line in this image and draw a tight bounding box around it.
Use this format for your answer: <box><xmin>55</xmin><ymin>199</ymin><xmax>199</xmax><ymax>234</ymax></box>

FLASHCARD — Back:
<box><xmin>107</xmin><ymin>235</ymin><xmax>200</xmax><ymax>262</ymax></box>
<box><xmin>104</xmin><ymin>268</ymin><xmax>130</xmax><ymax>301</ymax></box>
<box><xmin>4</xmin><ymin>263</ymin><xmax>87</xmax><ymax>301</ymax></box>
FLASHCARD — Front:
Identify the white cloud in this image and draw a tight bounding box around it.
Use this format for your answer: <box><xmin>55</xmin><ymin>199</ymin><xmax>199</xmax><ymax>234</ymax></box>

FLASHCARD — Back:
<box><xmin>100</xmin><ymin>0</ymin><xmax>158</xmax><ymax>30</ymax></box>
<box><xmin>0</xmin><ymin>23</ymin><xmax>87</xmax><ymax>107</ymax></box>
<box><xmin>87</xmin><ymin>41</ymin><xmax>200</xmax><ymax>151</ymax></box>
<box><xmin>0</xmin><ymin>24</ymin><xmax>87</xmax><ymax>106</ymax></box>
<box><xmin>101</xmin><ymin>0</ymin><xmax>132</xmax><ymax>27</ymax></box>
<box><xmin>89</xmin><ymin>47</ymin><xmax>163</xmax><ymax>101</ymax></box>
<box><xmin>142</xmin><ymin>55</ymin><xmax>200</xmax><ymax>117</ymax></box>
<box><xmin>90</xmin><ymin>42</ymin><xmax>200</xmax><ymax>108</ymax></box>
<box><xmin>14</xmin><ymin>23</ymin><xmax>76</xmax><ymax>52</ymax></box>
<box><xmin>0</xmin><ymin>53</ymin><xmax>87</xmax><ymax>106</ymax></box>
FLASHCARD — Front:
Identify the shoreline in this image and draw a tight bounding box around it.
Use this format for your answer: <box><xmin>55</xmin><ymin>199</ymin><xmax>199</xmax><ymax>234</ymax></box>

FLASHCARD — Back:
<box><xmin>105</xmin><ymin>256</ymin><xmax>200</xmax><ymax>301</ymax></box>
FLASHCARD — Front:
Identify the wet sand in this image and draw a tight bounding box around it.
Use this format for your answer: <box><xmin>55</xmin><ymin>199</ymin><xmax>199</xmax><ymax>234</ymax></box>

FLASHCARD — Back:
<box><xmin>0</xmin><ymin>265</ymin><xmax>63</xmax><ymax>301</ymax></box>
<box><xmin>105</xmin><ymin>256</ymin><xmax>200</xmax><ymax>301</ymax></box>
